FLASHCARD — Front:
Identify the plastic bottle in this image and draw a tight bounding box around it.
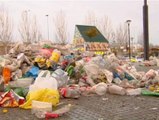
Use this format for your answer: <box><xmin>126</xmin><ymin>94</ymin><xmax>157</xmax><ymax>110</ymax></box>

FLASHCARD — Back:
<box><xmin>60</xmin><ymin>87</ymin><xmax>81</xmax><ymax>99</ymax></box>
<box><xmin>35</xmin><ymin>104</ymin><xmax>71</xmax><ymax>119</ymax></box>
<box><xmin>47</xmin><ymin>104</ymin><xmax>71</xmax><ymax>115</ymax></box>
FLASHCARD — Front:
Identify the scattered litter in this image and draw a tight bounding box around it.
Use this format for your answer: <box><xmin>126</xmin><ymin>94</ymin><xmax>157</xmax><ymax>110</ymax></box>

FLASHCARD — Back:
<box><xmin>2</xmin><ymin>109</ymin><xmax>8</xmax><ymax>113</ymax></box>
<box><xmin>102</xmin><ymin>98</ymin><xmax>108</xmax><ymax>101</ymax></box>
<box><xmin>1</xmin><ymin>43</ymin><xmax>159</xmax><ymax>119</ymax></box>
<box><xmin>150</xmin><ymin>107</ymin><xmax>158</xmax><ymax>110</ymax></box>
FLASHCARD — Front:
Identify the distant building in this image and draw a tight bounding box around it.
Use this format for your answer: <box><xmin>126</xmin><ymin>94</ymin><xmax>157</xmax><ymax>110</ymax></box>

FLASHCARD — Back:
<box><xmin>150</xmin><ymin>47</ymin><xmax>159</xmax><ymax>56</ymax></box>
<box><xmin>73</xmin><ymin>25</ymin><xmax>109</xmax><ymax>52</ymax></box>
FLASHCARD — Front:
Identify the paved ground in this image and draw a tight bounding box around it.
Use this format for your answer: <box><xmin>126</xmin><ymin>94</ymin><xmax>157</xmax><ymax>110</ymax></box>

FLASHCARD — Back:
<box><xmin>0</xmin><ymin>94</ymin><xmax>159</xmax><ymax>120</ymax></box>
<box><xmin>0</xmin><ymin>64</ymin><xmax>159</xmax><ymax>120</ymax></box>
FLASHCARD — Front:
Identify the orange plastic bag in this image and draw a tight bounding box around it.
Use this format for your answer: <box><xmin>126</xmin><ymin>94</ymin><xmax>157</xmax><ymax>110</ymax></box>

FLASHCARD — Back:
<box><xmin>2</xmin><ymin>67</ymin><xmax>11</xmax><ymax>84</ymax></box>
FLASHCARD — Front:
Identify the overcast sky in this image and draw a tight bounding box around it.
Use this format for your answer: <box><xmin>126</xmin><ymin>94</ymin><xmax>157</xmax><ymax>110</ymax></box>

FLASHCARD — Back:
<box><xmin>1</xmin><ymin>0</ymin><xmax>159</xmax><ymax>44</ymax></box>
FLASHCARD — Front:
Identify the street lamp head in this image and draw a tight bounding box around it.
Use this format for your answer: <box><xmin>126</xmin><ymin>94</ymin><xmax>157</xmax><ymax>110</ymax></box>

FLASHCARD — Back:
<box><xmin>126</xmin><ymin>20</ymin><xmax>131</xmax><ymax>24</ymax></box>
<box><xmin>46</xmin><ymin>14</ymin><xmax>49</xmax><ymax>17</ymax></box>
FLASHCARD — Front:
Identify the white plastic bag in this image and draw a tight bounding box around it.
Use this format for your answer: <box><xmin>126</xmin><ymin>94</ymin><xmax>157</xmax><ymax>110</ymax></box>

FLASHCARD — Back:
<box><xmin>91</xmin><ymin>82</ymin><xmax>107</xmax><ymax>96</ymax></box>
<box><xmin>126</xmin><ymin>88</ymin><xmax>141</xmax><ymax>96</ymax></box>
<box><xmin>90</xmin><ymin>56</ymin><xmax>106</xmax><ymax>68</ymax></box>
<box><xmin>108</xmin><ymin>84</ymin><xmax>126</xmax><ymax>95</ymax></box>
<box><xmin>29</xmin><ymin>70</ymin><xmax>58</xmax><ymax>92</ymax></box>
<box><xmin>52</xmin><ymin>69</ymin><xmax>69</xmax><ymax>88</ymax></box>
<box><xmin>9</xmin><ymin>77</ymin><xmax>34</xmax><ymax>88</ymax></box>
<box><xmin>84</xmin><ymin>63</ymin><xmax>99</xmax><ymax>76</ymax></box>
<box><xmin>102</xmin><ymin>69</ymin><xmax>113</xmax><ymax>83</ymax></box>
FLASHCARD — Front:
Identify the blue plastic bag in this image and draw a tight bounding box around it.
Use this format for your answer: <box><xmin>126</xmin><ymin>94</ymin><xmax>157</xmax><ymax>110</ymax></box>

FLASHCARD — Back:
<box><xmin>25</xmin><ymin>66</ymin><xmax>39</xmax><ymax>79</ymax></box>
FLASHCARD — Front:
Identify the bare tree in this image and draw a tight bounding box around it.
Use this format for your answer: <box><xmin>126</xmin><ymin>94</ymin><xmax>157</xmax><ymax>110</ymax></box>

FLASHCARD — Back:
<box><xmin>19</xmin><ymin>11</ymin><xmax>42</xmax><ymax>44</ymax></box>
<box><xmin>30</xmin><ymin>15</ymin><xmax>42</xmax><ymax>43</ymax></box>
<box><xmin>54</xmin><ymin>10</ymin><xmax>68</xmax><ymax>44</ymax></box>
<box><xmin>98</xmin><ymin>15</ymin><xmax>114</xmax><ymax>43</ymax></box>
<box><xmin>84</xmin><ymin>12</ymin><xmax>115</xmax><ymax>43</ymax></box>
<box><xmin>0</xmin><ymin>5</ymin><xmax>13</xmax><ymax>54</ymax></box>
<box><xmin>84</xmin><ymin>11</ymin><xmax>98</xmax><ymax>26</ymax></box>
<box><xmin>115</xmin><ymin>24</ymin><xmax>128</xmax><ymax>48</ymax></box>
<box><xmin>137</xmin><ymin>32</ymin><xmax>144</xmax><ymax>46</ymax></box>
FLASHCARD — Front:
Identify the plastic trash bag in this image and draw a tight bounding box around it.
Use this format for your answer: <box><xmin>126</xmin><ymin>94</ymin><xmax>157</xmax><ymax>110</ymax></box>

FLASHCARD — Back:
<box><xmin>126</xmin><ymin>88</ymin><xmax>142</xmax><ymax>95</ymax></box>
<box><xmin>14</xmin><ymin>87</ymin><xmax>29</xmax><ymax>97</ymax></box>
<box><xmin>50</xmin><ymin>49</ymin><xmax>61</xmax><ymax>63</ymax></box>
<box><xmin>9</xmin><ymin>77</ymin><xmax>34</xmax><ymax>88</ymax></box>
<box><xmin>20</xmin><ymin>88</ymin><xmax>59</xmax><ymax>109</ymax></box>
<box><xmin>39</xmin><ymin>49</ymin><xmax>53</xmax><ymax>58</ymax></box>
<box><xmin>102</xmin><ymin>69</ymin><xmax>113</xmax><ymax>83</ymax></box>
<box><xmin>144</xmin><ymin>69</ymin><xmax>156</xmax><ymax>80</ymax></box>
<box><xmin>84</xmin><ymin>63</ymin><xmax>99</xmax><ymax>76</ymax></box>
<box><xmin>141</xmin><ymin>89</ymin><xmax>159</xmax><ymax>96</ymax></box>
<box><xmin>29</xmin><ymin>70</ymin><xmax>58</xmax><ymax>92</ymax></box>
<box><xmin>107</xmin><ymin>84</ymin><xmax>126</xmax><ymax>95</ymax></box>
<box><xmin>89</xmin><ymin>56</ymin><xmax>106</xmax><ymax>68</ymax></box>
<box><xmin>25</xmin><ymin>66</ymin><xmax>39</xmax><ymax>79</ymax></box>
<box><xmin>52</xmin><ymin>69</ymin><xmax>69</xmax><ymax>88</ymax></box>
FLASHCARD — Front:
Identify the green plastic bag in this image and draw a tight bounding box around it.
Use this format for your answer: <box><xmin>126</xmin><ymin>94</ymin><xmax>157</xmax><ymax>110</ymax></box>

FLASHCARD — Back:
<box><xmin>66</xmin><ymin>65</ymin><xmax>75</xmax><ymax>77</ymax></box>
<box><xmin>14</xmin><ymin>88</ymin><xmax>29</xmax><ymax>97</ymax></box>
<box><xmin>43</xmin><ymin>44</ymin><xmax>52</xmax><ymax>49</ymax></box>
<box><xmin>141</xmin><ymin>89</ymin><xmax>159</xmax><ymax>96</ymax></box>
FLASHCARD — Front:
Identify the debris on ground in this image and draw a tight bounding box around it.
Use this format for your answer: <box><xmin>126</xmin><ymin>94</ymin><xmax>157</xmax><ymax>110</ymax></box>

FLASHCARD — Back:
<box><xmin>0</xmin><ymin>43</ymin><xmax>159</xmax><ymax>119</ymax></box>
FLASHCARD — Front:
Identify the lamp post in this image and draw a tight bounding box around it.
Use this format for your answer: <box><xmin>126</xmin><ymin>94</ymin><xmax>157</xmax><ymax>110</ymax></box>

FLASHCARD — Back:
<box><xmin>131</xmin><ymin>37</ymin><xmax>134</xmax><ymax>57</ymax></box>
<box><xmin>126</xmin><ymin>20</ymin><xmax>131</xmax><ymax>59</ymax></box>
<box><xmin>143</xmin><ymin>0</ymin><xmax>149</xmax><ymax>60</ymax></box>
<box><xmin>45</xmin><ymin>14</ymin><xmax>49</xmax><ymax>40</ymax></box>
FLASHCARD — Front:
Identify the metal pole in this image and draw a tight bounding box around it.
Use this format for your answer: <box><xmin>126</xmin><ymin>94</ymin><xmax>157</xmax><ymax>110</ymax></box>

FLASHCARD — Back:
<box><xmin>128</xmin><ymin>23</ymin><xmax>131</xmax><ymax>59</ymax></box>
<box><xmin>125</xmin><ymin>38</ymin><xmax>128</xmax><ymax>52</ymax></box>
<box><xmin>46</xmin><ymin>15</ymin><xmax>49</xmax><ymax>40</ymax></box>
<box><xmin>131</xmin><ymin>37</ymin><xmax>134</xmax><ymax>57</ymax></box>
<box><xmin>126</xmin><ymin>20</ymin><xmax>131</xmax><ymax>59</ymax></box>
<box><xmin>143</xmin><ymin>0</ymin><xmax>149</xmax><ymax>60</ymax></box>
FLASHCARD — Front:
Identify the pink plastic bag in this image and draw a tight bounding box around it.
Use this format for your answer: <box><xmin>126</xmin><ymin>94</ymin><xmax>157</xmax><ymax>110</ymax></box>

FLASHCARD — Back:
<box><xmin>39</xmin><ymin>49</ymin><xmax>53</xmax><ymax>58</ymax></box>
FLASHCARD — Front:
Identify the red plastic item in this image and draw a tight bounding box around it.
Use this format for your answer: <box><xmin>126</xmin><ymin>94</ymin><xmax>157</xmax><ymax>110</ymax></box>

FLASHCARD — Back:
<box><xmin>0</xmin><ymin>90</ymin><xmax>25</xmax><ymax>107</ymax></box>
<box><xmin>45</xmin><ymin>113</ymin><xmax>59</xmax><ymax>120</ymax></box>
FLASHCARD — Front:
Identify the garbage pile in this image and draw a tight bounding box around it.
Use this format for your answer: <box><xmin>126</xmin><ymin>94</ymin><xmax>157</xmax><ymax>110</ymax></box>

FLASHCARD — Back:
<box><xmin>0</xmin><ymin>43</ymin><xmax>159</xmax><ymax>119</ymax></box>
<box><xmin>139</xmin><ymin>56</ymin><xmax>159</xmax><ymax>66</ymax></box>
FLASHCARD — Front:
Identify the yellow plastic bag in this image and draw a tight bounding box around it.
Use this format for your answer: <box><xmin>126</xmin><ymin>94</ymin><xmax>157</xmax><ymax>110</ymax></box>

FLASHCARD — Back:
<box><xmin>35</xmin><ymin>57</ymin><xmax>46</xmax><ymax>63</ymax></box>
<box><xmin>20</xmin><ymin>88</ymin><xmax>59</xmax><ymax>109</ymax></box>
<box><xmin>50</xmin><ymin>49</ymin><xmax>61</xmax><ymax>63</ymax></box>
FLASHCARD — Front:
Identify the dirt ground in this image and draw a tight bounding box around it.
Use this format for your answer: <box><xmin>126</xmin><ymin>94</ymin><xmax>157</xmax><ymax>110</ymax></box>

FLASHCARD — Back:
<box><xmin>0</xmin><ymin>64</ymin><xmax>159</xmax><ymax>120</ymax></box>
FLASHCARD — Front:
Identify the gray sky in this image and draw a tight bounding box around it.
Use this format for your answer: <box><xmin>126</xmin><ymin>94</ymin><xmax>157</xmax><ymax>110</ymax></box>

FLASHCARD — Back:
<box><xmin>1</xmin><ymin>0</ymin><xmax>159</xmax><ymax>44</ymax></box>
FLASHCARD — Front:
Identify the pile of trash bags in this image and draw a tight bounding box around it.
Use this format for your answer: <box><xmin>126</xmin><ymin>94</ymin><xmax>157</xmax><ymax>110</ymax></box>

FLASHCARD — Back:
<box><xmin>1</xmin><ymin>43</ymin><xmax>159</xmax><ymax>119</ymax></box>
